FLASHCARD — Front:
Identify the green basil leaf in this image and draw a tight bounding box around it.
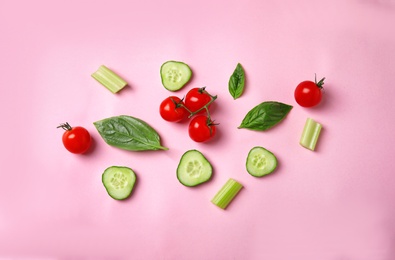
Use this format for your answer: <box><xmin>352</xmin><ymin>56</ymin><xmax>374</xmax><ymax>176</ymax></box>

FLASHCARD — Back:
<box><xmin>228</xmin><ymin>63</ymin><xmax>245</xmax><ymax>99</ymax></box>
<box><xmin>238</xmin><ymin>101</ymin><xmax>293</xmax><ymax>131</ymax></box>
<box><xmin>93</xmin><ymin>115</ymin><xmax>168</xmax><ymax>151</ymax></box>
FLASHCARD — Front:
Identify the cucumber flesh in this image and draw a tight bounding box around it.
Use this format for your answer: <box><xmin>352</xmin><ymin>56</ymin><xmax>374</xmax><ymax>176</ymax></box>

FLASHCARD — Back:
<box><xmin>246</xmin><ymin>146</ymin><xmax>277</xmax><ymax>177</ymax></box>
<box><xmin>160</xmin><ymin>61</ymin><xmax>192</xmax><ymax>91</ymax></box>
<box><xmin>177</xmin><ymin>150</ymin><xmax>212</xmax><ymax>187</ymax></box>
<box><xmin>102</xmin><ymin>166</ymin><xmax>136</xmax><ymax>200</ymax></box>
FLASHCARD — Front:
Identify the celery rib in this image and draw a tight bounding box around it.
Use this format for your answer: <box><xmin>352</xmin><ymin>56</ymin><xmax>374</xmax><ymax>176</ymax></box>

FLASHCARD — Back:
<box><xmin>91</xmin><ymin>65</ymin><xmax>127</xmax><ymax>93</ymax></box>
<box><xmin>211</xmin><ymin>178</ymin><xmax>243</xmax><ymax>209</ymax></box>
<box><xmin>300</xmin><ymin>118</ymin><xmax>322</xmax><ymax>151</ymax></box>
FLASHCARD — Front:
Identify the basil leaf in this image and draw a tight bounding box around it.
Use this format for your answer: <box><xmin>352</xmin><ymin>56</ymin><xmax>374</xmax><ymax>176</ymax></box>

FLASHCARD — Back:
<box><xmin>238</xmin><ymin>101</ymin><xmax>293</xmax><ymax>131</ymax></box>
<box><xmin>93</xmin><ymin>115</ymin><xmax>168</xmax><ymax>151</ymax></box>
<box><xmin>228</xmin><ymin>63</ymin><xmax>245</xmax><ymax>99</ymax></box>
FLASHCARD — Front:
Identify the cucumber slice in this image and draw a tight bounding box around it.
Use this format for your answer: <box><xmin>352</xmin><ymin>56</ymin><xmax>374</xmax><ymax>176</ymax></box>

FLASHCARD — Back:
<box><xmin>160</xmin><ymin>60</ymin><xmax>192</xmax><ymax>91</ymax></box>
<box><xmin>177</xmin><ymin>150</ymin><xmax>213</xmax><ymax>187</ymax></box>
<box><xmin>102</xmin><ymin>166</ymin><xmax>137</xmax><ymax>200</ymax></box>
<box><xmin>246</xmin><ymin>146</ymin><xmax>277</xmax><ymax>177</ymax></box>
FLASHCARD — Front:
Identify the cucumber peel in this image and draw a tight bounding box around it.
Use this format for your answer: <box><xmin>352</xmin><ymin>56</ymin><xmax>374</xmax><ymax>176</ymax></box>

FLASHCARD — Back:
<box><xmin>246</xmin><ymin>146</ymin><xmax>277</xmax><ymax>177</ymax></box>
<box><xmin>177</xmin><ymin>150</ymin><xmax>212</xmax><ymax>187</ymax></box>
<box><xmin>102</xmin><ymin>166</ymin><xmax>136</xmax><ymax>200</ymax></box>
<box><xmin>160</xmin><ymin>61</ymin><xmax>192</xmax><ymax>91</ymax></box>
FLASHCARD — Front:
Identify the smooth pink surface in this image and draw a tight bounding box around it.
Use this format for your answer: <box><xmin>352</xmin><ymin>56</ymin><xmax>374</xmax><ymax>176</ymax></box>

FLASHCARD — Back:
<box><xmin>1</xmin><ymin>0</ymin><xmax>395</xmax><ymax>259</ymax></box>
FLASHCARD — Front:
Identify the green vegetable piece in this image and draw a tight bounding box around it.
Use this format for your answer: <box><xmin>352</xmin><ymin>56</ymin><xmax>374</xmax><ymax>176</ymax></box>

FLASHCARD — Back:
<box><xmin>211</xmin><ymin>178</ymin><xmax>243</xmax><ymax>209</ymax></box>
<box><xmin>102</xmin><ymin>166</ymin><xmax>136</xmax><ymax>200</ymax></box>
<box><xmin>228</xmin><ymin>63</ymin><xmax>245</xmax><ymax>99</ymax></box>
<box><xmin>160</xmin><ymin>60</ymin><xmax>192</xmax><ymax>91</ymax></box>
<box><xmin>238</xmin><ymin>101</ymin><xmax>293</xmax><ymax>131</ymax></box>
<box><xmin>300</xmin><ymin>118</ymin><xmax>322</xmax><ymax>151</ymax></box>
<box><xmin>91</xmin><ymin>65</ymin><xmax>128</xmax><ymax>93</ymax></box>
<box><xmin>177</xmin><ymin>150</ymin><xmax>213</xmax><ymax>187</ymax></box>
<box><xmin>246</xmin><ymin>146</ymin><xmax>277</xmax><ymax>177</ymax></box>
<box><xmin>93</xmin><ymin>115</ymin><xmax>168</xmax><ymax>151</ymax></box>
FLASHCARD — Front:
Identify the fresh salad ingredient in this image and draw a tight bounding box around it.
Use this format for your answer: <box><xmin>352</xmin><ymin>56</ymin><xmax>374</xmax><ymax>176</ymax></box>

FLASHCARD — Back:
<box><xmin>159</xmin><ymin>86</ymin><xmax>218</xmax><ymax>142</ymax></box>
<box><xmin>246</xmin><ymin>146</ymin><xmax>277</xmax><ymax>177</ymax></box>
<box><xmin>228</xmin><ymin>63</ymin><xmax>245</xmax><ymax>99</ymax></box>
<box><xmin>239</xmin><ymin>101</ymin><xmax>293</xmax><ymax>131</ymax></box>
<box><xmin>177</xmin><ymin>150</ymin><xmax>213</xmax><ymax>187</ymax></box>
<box><xmin>184</xmin><ymin>87</ymin><xmax>214</xmax><ymax>113</ymax></box>
<box><xmin>294</xmin><ymin>74</ymin><xmax>325</xmax><ymax>107</ymax></box>
<box><xmin>160</xmin><ymin>61</ymin><xmax>192</xmax><ymax>91</ymax></box>
<box><xmin>102</xmin><ymin>166</ymin><xmax>136</xmax><ymax>200</ymax></box>
<box><xmin>188</xmin><ymin>115</ymin><xmax>217</xmax><ymax>142</ymax></box>
<box><xmin>211</xmin><ymin>178</ymin><xmax>243</xmax><ymax>209</ymax></box>
<box><xmin>159</xmin><ymin>96</ymin><xmax>188</xmax><ymax>122</ymax></box>
<box><xmin>93</xmin><ymin>115</ymin><xmax>168</xmax><ymax>151</ymax></box>
<box><xmin>57</xmin><ymin>122</ymin><xmax>91</xmax><ymax>154</ymax></box>
<box><xmin>300</xmin><ymin>118</ymin><xmax>322</xmax><ymax>151</ymax></box>
<box><xmin>91</xmin><ymin>65</ymin><xmax>128</xmax><ymax>93</ymax></box>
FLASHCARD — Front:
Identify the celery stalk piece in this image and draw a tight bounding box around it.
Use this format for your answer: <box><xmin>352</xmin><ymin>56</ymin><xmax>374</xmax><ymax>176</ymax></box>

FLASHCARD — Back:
<box><xmin>211</xmin><ymin>178</ymin><xmax>243</xmax><ymax>209</ymax></box>
<box><xmin>300</xmin><ymin>118</ymin><xmax>322</xmax><ymax>151</ymax></box>
<box><xmin>91</xmin><ymin>65</ymin><xmax>127</xmax><ymax>93</ymax></box>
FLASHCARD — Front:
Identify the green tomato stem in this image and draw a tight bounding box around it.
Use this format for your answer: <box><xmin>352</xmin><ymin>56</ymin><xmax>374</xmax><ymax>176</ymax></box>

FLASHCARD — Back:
<box><xmin>314</xmin><ymin>73</ymin><xmax>325</xmax><ymax>89</ymax></box>
<box><xmin>57</xmin><ymin>122</ymin><xmax>72</xmax><ymax>131</ymax></box>
<box><xmin>187</xmin><ymin>95</ymin><xmax>217</xmax><ymax>118</ymax></box>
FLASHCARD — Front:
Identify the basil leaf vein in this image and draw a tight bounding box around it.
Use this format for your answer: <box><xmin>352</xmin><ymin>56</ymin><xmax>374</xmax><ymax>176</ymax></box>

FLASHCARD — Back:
<box><xmin>239</xmin><ymin>101</ymin><xmax>293</xmax><ymax>131</ymax></box>
<box><xmin>93</xmin><ymin>115</ymin><xmax>168</xmax><ymax>151</ymax></box>
<box><xmin>228</xmin><ymin>63</ymin><xmax>245</xmax><ymax>99</ymax></box>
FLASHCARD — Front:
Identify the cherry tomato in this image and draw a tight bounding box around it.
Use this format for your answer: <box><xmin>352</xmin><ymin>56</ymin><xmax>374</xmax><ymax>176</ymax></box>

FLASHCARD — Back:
<box><xmin>58</xmin><ymin>122</ymin><xmax>91</xmax><ymax>154</ymax></box>
<box><xmin>185</xmin><ymin>87</ymin><xmax>213</xmax><ymax>113</ymax></box>
<box><xmin>294</xmin><ymin>75</ymin><xmax>325</xmax><ymax>107</ymax></box>
<box><xmin>159</xmin><ymin>96</ymin><xmax>188</xmax><ymax>122</ymax></box>
<box><xmin>188</xmin><ymin>115</ymin><xmax>216</xmax><ymax>142</ymax></box>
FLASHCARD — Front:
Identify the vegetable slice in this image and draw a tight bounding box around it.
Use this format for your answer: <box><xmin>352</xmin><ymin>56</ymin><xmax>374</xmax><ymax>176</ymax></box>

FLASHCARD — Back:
<box><xmin>177</xmin><ymin>150</ymin><xmax>213</xmax><ymax>187</ymax></box>
<box><xmin>300</xmin><ymin>118</ymin><xmax>322</xmax><ymax>151</ymax></box>
<box><xmin>160</xmin><ymin>61</ymin><xmax>192</xmax><ymax>91</ymax></box>
<box><xmin>92</xmin><ymin>65</ymin><xmax>127</xmax><ymax>93</ymax></box>
<box><xmin>93</xmin><ymin>115</ymin><xmax>168</xmax><ymax>151</ymax></box>
<box><xmin>211</xmin><ymin>178</ymin><xmax>243</xmax><ymax>209</ymax></box>
<box><xmin>246</xmin><ymin>146</ymin><xmax>277</xmax><ymax>177</ymax></box>
<box><xmin>239</xmin><ymin>101</ymin><xmax>293</xmax><ymax>131</ymax></box>
<box><xmin>102</xmin><ymin>166</ymin><xmax>136</xmax><ymax>200</ymax></box>
<box><xmin>228</xmin><ymin>63</ymin><xmax>245</xmax><ymax>99</ymax></box>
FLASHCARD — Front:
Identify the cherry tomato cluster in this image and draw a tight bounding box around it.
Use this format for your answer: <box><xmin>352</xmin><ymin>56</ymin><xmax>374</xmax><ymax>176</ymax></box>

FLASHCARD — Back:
<box><xmin>159</xmin><ymin>87</ymin><xmax>218</xmax><ymax>142</ymax></box>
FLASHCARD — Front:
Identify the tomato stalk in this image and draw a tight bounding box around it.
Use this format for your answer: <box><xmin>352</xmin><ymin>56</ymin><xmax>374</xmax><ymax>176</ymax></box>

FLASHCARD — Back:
<box><xmin>170</xmin><ymin>96</ymin><xmax>188</xmax><ymax>109</ymax></box>
<box><xmin>170</xmin><ymin>96</ymin><xmax>194</xmax><ymax>115</ymax></box>
<box><xmin>198</xmin><ymin>86</ymin><xmax>217</xmax><ymax>99</ymax></box>
<box><xmin>204</xmin><ymin>107</ymin><xmax>219</xmax><ymax>135</ymax></box>
<box><xmin>186</xmin><ymin>94</ymin><xmax>217</xmax><ymax>118</ymax></box>
<box><xmin>57</xmin><ymin>122</ymin><xmax>72</xmax><ymax>131</ymax></box>
<box><xmin>315</xmin><ymin>74</ymin><xmax>325</xmax><ymax>89</ymax></box>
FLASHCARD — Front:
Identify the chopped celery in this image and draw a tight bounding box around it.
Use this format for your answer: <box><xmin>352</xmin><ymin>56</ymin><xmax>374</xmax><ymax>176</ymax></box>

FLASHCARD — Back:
<box><xmin>300</xmin><ymin>118</ymin><xmax>322</xmax><ymax>151</ymax></box>
<box><xmin>91</xmin><ymin>65</ymin><xmax>127</xmax><ymax>93</ymax></box>
<box><xmin>211</xmin><ymin>178</ymin><xmax>243</xmax><ymax>209</ymax></box>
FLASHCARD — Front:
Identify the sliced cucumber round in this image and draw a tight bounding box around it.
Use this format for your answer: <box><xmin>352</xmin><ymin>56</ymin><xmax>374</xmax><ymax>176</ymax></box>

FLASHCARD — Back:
<box><xmin>177</xmin><ymin>150</ymin><xmax>213</xmax><ymax>187</ymax></box>
<box><xmin>102</xmin><ymin>166</ymin><xmax>137</xmax><ymax>200</ymax></box>
<box><xmin>246</xmin><ymin>146</ymin><xmax>277</xmax><ymax>177</ymax></box>
<box><xmin>160</xmin><ymin>60</ymin><xmax>192</xmax><ymax>91</ymax></box>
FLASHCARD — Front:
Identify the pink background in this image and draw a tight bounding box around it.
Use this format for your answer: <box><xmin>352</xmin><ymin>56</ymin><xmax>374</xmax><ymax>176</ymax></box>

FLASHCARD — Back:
<box><xmin>1</xmin><ymin>0</ymin><xmax>395</xmax><ymax>259</ymax></box>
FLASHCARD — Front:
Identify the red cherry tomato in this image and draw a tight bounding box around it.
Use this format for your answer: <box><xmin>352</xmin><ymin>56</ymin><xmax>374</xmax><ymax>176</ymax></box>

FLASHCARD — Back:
<box><xmin>185</xmin><ymin>87</ymin><xmax>213</xmax><ymax>113</ymax></box>
<box><xmin>159</xmin><ymin>96</ymin><xmax>188</xmax><ymax>122</ymax></box>
<box><xmin>58</xmin><ymin>122</ymin><xmax>91</xmax><ymax>154</ymax></box>
<box><xmin>188</xmin><ymin>115</ymin><xmax>216</xmax><ymax>142</ymax></box>
<box><xmin>294</xmin><ymin>75</ymin><xmax>325</xmax><ymax>107</ymax></box>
